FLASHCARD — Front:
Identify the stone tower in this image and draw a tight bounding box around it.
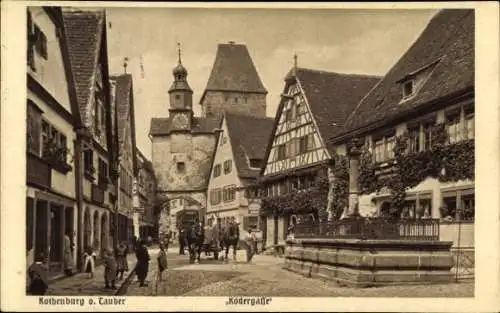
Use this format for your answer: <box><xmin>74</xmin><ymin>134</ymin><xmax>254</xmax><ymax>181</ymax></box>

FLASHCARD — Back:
<box><xmin>199</xmin><ymin>41</ymin><xmax>268</xmax><ymax>120</ymax></box>
<box><xmin>150</xmin><ymin>44</ymin><xmax>219</xmax><ymax>215</ymax></box>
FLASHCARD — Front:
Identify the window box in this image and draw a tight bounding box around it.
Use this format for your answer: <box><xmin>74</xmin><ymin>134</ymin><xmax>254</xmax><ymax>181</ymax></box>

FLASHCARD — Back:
<box><xmin>84</xmin><ymin>167</ymin><xmax>96</xmax><ymax>181</ymax></box>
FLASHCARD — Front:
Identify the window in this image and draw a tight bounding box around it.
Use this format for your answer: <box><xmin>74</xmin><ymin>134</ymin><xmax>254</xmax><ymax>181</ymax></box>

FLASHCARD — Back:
<box><xmin>465</xmin><ymin>112</ymin><xmax>475</xmax><ymax>140</ymax></box>
<box><xmin>446</xmin><ymin>115</ymin><xmax>461</xmax><ymax>144</ymax></box>
<box><xmin>286</xmin><ymin>138</ymin><xmax>297</xmax><ymax>158</ymax></box>
<box><xmin>385</xmin><ymin>136</ymin><xmax>395</xmax><ymax>160</ymax></box>
<box><xmin>408</xmin><ymin>127</ymin><xmax>420</xmax><ymax>154</ymax></box>
<box><xmin>374</xmin><ymin>139</ymin><xmax>384</xmax><ymax>163</ymax></box>
<box><xmin>299</xmin><ymin>136</ymin><xmax>309</xmax><ymax>154</ymax></box>
<box><xmin>234</xmin><ymin>97</ymin><xmax>238</xmax><ymax>104</ymax></box>
<box><xmin>98</xmin><ymin>158</ymin><xmax>108</xmax><ymax>182</ymax></box>
<box><xmin>423</xmin><ymin>123</ymin><xmax>433</xmax><ymax>151</ymax></box>
<box><xmin>219</xmin><ymin>135</ymin><xmax>227</xmax><ymax>146</ymax></box>
<box><xmin>249</xmin><ymin>158</ymin><xmax>262</xmax><ymax>169</ymax></box>
<box><xmin>100</xmin><ymin>104</ymin><xmax>106</xmax><ymax>131</ymax></box>
<box><xmin>462</xmin><ymin>194</ymin><xmax>475</xmax><ymax>221</ymax></box>
<box><xmin>223</xmin><ymin>186</ymin><xmax>236</xmax><ymax>202</ymax></box>
<box><xmin>27</xmin><ymin>101</ymin><xmax>42</xmax><ymax>155</ymax></box>
<box><xmin>441</xmin><ymin>192</ymin><xmax>474</xmax><ymax>222</ymax></box>
<box><xmin>176</xmin><ymin>162</ymin><xmax>185</xmax><ymax>172</ymax></box>
<box><xmin>83</xmin><ymin>148</ymin><xmax>94</xmax><ymax>174</ymax></box>
<box><xmin>210</xmin><ymin>189</ymin><xmax>222</xmax><ymax>205</ymax></box>
<box><xmin>243</xmin><ymin>216</ymin><xmax>259</xmax><ymax>230</ymax></box>
<box><xmin>276</xmin><ymin>144</ymin><xmax>286</xmax><ymax>161</ymax></box>
<box><xmin>402</xmin><ymin>80</ymin><xmax>414</xmax><ymax>98</ymax></box>
<box><xmin>213</xmin><ymin>164</ymin><xmax>221</xmax><ymax>177</ymax></box>
<box><xmin>223</xmin><ymin>160</ymin><xmax>232</xmax><ymax>174</ymax></box>
<box><xmin>40</xmin><ymin>119</ymin><xmax>68</xmax><ymax>163</ymax></box>
<box><xmin>27</xmin><ymin>11</ymin><xmax>35</xmax><ymax>69</ymax></box>
<box><xmin>33</xmin><ymin>24</ymin><xmax>47</xmax><ymax>60</ymax></box>
<box><xmin>175</xmin><ymin>95</ymin><xmax>181</xmax><ymax>100</ymax></box>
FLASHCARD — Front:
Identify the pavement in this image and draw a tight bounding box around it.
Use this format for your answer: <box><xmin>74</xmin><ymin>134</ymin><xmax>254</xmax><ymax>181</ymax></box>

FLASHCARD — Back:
<box><xmin>45</xmin><ymin>245</ymin><xmax>474</xmax><ymax>298</ymax></box>
<box><xmin>122</xmin><ymin>248</ymin><xmax>474</xmax><ymax>298</ymax></box>
<box><xmin>45</xmin><ymin>252</ymin><xmax>138</xmax><ymax>296</ymax></box>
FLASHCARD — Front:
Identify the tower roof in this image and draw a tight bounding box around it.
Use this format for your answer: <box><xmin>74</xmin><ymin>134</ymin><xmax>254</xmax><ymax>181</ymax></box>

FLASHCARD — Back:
<box><xmin>200</xmin><ymin>42</ymin><xmax>267</xmax><ymax>103</ymax></box>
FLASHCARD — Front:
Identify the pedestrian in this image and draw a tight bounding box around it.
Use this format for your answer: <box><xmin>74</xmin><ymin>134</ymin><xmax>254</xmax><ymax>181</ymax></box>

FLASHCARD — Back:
<box><xmin>115</xmin><ymin>241</ymin><xmax>129</xmax><ymax>281</ymax></box>
<box><xmin>104</xmin><ymin>249</ymin><xmax>117</xmax><ymax>290</ymax></box>
<box><xmin>27</xmin><ymin>253</ymin><xmax>49</xmax><ymax>295</ymax></box>
<box><xmin>157</xmin><ymin>243</ymin><xmax>168</xmax><ymax>281</ymax></box>
<box><xmin>83</xmin><ymin>245</ymin><xmax>96</xmax><ymax>279</ymax></box>
<box><xmin>135</xmin><ymin>239</ymin><xmax>150</xmax><ymax>287</ymax></box>
<box><xmin>225</xmin><ymin>217</ymin><xmax>240</xmax><ymax>262</ymax></box>
<box><xmin>245</xmin><ymin>228</ymin><xmax>257</xmax><ymax>263</ymax></box>
<box><xmin>178</xmin><ymin>229</ymin><xmax>185</xmax><ymax>255</ymax></box>
<box><xmin>63</xmin><ymin>231</ymin><xmax>75</xmax><ymax>276</ymax></box>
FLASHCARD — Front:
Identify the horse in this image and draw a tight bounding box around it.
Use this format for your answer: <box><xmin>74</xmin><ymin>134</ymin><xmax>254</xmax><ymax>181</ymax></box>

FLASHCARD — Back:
<box><xmin>185</xmin><ymin>222</ymin><xmax>204</xmax><ymax>264</ymax></box>
<box><xmin>220</xmin><ymin>222</ymin><xmax>239</xmax><ymax>262</ymax></box>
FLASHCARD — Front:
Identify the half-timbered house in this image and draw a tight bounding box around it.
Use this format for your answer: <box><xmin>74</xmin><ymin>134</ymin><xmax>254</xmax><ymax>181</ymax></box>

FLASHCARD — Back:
<box><xmin>329</xmin><ymin>9</ymin><xmax>474</xmax><ymax>253</ymax></box>
<box><xmin>26</xmin><ymin>6</ymin><xmax>79</xmax><ymax>277</ymax></box>
<box><xmin>258</xmin><ymin>65</ymin><xmax>380</xmax><ymax>249</ymax></box>
<box><xmin>63</xmin><ymin>9</ymin><xmax>116</xmax><ymax>261</ymax></box>
<box><xmin>136</xmin><ymin>149</ymin><xmax>157</xmax><ymax>240</ymax></box>
<box><xmin>206</xmin><ymin>112</ymin><xmax>274</xmax><ymax>248</ymax></box>
<box><xmin>110</xmin><ymin>73</ymin><xmax>138</xmax><ymax>243</ymax></box>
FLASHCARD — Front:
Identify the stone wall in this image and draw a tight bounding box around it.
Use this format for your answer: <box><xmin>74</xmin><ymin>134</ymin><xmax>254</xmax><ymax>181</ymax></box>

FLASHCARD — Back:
<box><xmin>201</xmin><ymin>91</ymin><xmax>266</xmax><ymax>119</ymax></box>
<box><xmin>285</xmin><ymin>238</ymin><xmax>454</xmax><ymax>287</ymax></box>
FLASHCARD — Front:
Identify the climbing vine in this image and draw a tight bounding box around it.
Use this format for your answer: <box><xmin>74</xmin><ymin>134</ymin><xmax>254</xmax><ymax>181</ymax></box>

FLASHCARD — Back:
<box><xmin>261</xmin><ymin>166</ymin><xmax>330</xmax><ymax>218</ymax></box>
<box><xmin>357</xmin><ymin>123</ymin><xmax>474</xmax><ymax>217</ymax></box>
<box><xmin>329</xmin><ymin>154</ymin><xmax>349</xmax><ymax>220</ymax></box>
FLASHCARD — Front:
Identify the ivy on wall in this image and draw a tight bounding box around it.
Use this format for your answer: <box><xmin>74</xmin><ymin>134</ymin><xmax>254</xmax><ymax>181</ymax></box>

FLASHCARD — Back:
<box><xmin>329</xmin><ymin>154</ymin><xmax>349</xmax><ymax>220</ymax></box>
<box><xmin>261</xmin><ymin>166</ymin><xmax>330</xmax><ymax>218</ymax></box>
<box><xmin>357</xmin><ymin>123</ymin><xmax>475</xmax><ymax>216</ymax></box>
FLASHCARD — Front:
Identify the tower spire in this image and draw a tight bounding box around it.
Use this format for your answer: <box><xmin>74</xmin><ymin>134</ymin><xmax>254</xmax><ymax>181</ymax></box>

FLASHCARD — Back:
<box><xmin>177</xmin><ymin>42</ymin><xmax>182</xmax><ymax>65</ymax></box>
<box><xmin>293</xmin><ymin>52</ymin><xmax>298</xmax><ymax>75</ymax></box>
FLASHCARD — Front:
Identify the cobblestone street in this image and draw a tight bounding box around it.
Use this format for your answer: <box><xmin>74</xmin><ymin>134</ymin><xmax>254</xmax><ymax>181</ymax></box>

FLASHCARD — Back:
<box><xmin>123</xmin><ymin>247</ymin><xmax>474</xmax><ymax>297</ymax></box>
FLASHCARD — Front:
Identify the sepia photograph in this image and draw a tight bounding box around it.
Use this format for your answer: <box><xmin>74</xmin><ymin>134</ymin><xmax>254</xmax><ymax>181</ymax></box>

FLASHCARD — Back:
<box><xmin>2</xmin><ymin>1</ymin><xmax>499</xmax><ymax>312</ymax></box>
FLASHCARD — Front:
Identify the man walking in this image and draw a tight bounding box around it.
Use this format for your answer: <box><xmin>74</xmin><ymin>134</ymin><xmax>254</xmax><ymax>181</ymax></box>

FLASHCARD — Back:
<box><xmin>135</xmin><ymin>239</ymin><xmax>150</xmax><ymax>287</ymax></box>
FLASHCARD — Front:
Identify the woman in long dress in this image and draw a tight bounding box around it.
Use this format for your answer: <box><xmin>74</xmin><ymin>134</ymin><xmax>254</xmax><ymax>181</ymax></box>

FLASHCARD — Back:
<box><xmin>63</xmin><ymin>232</ymin><xmax>75</xmax><ymax>276</ymax></box>
<box><xmin>135</xmin><ymin>239</ymin><xmax>150</xmax><ymax>287</ymax></box>
<box><xmin>115</xmin><ymin>241</ymin><xmax>129</xmax><ymax>281</ymax></box>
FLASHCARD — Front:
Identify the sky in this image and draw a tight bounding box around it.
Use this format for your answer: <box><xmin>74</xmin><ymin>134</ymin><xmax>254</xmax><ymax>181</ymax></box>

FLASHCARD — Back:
<box><xmin>104</xmin><ymin>7</ymin><xmax>438</xmax><ymax>160</ymax></box>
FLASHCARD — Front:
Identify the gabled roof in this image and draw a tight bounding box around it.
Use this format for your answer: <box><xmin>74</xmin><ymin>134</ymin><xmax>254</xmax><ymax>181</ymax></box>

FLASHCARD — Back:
<box><xmin>295</xmin><ymin>68</ymin><xmax>381</xmax><ymax>153</ymax></box>
<box><xmin>62</xmin><ymin>9</ymin><xmax>105</xmax><ymax>127</ymax></box>
<box><xmin>200</xmin><ymin>43</ymin><xmax>267</xmax><ymax>103</ymax></box>
<box><xmin>150</xmin><ymin>116</ymin><xmax>220</xmax><ymax>136</ymax></box>
<box><xmin>110</xmin><ymin>74</ymin><xmax>133</xmax><ymax>144</ymax></box>
<box><xmin>337</xmin><ymin>9</ymin><xmax>474</xmax><ymax>141</ymax></box>
<box><xmin>224</xmin><ymin>112</ymin><xmax>274</xmax><ymax>179</ymax></box>
<box><xmin>136</xmin><ymin>148</ymin><xmax>154</xmax><ymax>174</ymax></box>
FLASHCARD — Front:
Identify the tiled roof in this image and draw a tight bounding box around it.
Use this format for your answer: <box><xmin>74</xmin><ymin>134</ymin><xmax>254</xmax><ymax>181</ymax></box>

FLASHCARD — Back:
<box><xmin>224</xmin><ymin>112</ymin><xmax>275</xmax><ymax>179</ymax></box>
<box><xmin>295</xmin><ymin>68</ymin><xmax>380</xmax><ymax>154</ymax></box>
<box><xmin>62</xmin><ymin>9</ymin><xmax>105</xmax><ymax>127</ymax></box>
<box><xmin>150</xmin><ymin>116</ymin><xmax>220</xmax><ymax>136</ymax></box>
<box><xmin>339</xmin><ymin>9</ymin><xmax>474</xmax><ymax>139</ymax></box>
<box><xmin>201</xmin><ymin>43</ymin><xmax>267</xmax><ymax>101</ymax></box>
<box><xmin>110</xmin><ymin>74</ymin><xmax>133</xmax><ymax>144</ymax></box>
<box><xmin>136</xmin><ymin>148</ymin><xmax>154</xmax><ymax>173</ymax></box>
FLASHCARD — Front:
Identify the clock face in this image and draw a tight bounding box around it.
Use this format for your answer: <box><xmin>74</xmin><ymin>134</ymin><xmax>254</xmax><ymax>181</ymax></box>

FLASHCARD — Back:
<box><xmin>172</xmin><ymin>113</ymin><xmax>189</xmax><ymax>129</ymax></box>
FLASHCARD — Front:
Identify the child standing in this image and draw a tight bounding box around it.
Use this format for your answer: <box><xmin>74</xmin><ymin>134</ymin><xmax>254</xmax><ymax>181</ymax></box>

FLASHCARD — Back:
<box><xmin>104</xmin><ymin>249</ymin><xmax>117</xmax><ymax>290</ymax></box>
<box><xmin>157</xmin><ymin>243</ymin><xmax>168</xmax><ymax>281</ymax></box>
<box><xmin>83</xmin><ymin>246</ymin><xmax>96</xmax><ymax>279</ymax></box>
<box><xmin>115</xmin><ymin>242</ymin><xmax>129</xmax><ymax>281</ymax></box>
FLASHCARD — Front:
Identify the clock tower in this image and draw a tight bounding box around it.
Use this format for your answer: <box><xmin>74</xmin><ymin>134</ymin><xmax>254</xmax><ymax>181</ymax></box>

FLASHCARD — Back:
<box><xmin>168</xmin><ymin>43</ymin><xmax>193</xmax><ymax>131</ymax></box>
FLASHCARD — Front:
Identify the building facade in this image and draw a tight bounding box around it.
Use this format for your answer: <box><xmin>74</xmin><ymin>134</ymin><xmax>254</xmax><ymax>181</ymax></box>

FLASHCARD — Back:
<box><xmin>26</xmin><ymin>6</ymin><xmax>79</xmax><ymax>277</ymax></box>
<box><xmin>136</xmin><ymin>149</ymin><xmax>157</xmax><ymax>240</ymax></box>
<box><xmin>199</xmin><ymin>42</ymin><xmax>268</xmax><ymax>120</ymax></box>
<box><xmin>109</xmin><ymin>74</ymin><xmax>138</xmax><ymax>243</ymax></box>
<box><xmin>206</xmin><ymin>112</ymin><xmax>274</xmax><ymax>247</ymax></box>
<box><xmin>63</xmin><ymin>9</ymin><xmax>116</xmax><ymax>262</ymax></box>
<box><xmin>258</xmin><ymin>66</ymin><xmax>379</xmax><ymax>248</ymax></box>
<box><xmin>329</xmin><ymin>9</ymin><xmax>475</xmax><ymax>250</ymax></box>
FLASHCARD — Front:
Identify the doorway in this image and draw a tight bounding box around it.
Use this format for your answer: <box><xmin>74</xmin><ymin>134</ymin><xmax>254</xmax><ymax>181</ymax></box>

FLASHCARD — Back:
<box><xmin>35</xmin><ymin>200</ymin><xmax>48</xmax><ymax>260</ymax></box>
<box><xmin>50</xmin><ymin>205</ymin><xmax>63</xmax><ymax>263</ymax></box>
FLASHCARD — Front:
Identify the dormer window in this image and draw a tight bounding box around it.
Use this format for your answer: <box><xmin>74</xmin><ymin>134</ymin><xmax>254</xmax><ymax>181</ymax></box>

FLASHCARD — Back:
<box><xmin>402</xmin><ymin>80</ymin><xmax>414</xmax><ymax>99</ymax></box>
<box><xmin>249</xmin><ymin>158</ymin><xmax>262</xmax><ymax>169</ymax></box>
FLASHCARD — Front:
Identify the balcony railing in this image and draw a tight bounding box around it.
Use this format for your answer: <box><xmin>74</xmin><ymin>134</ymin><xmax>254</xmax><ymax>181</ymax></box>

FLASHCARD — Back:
<box><xmin>293</xmin><ymin>218</ymin><xmax>440</xmax><ymax>241</ymax></box>
<box><xmin>91</xmin><ymin>184</ymin><xmax>105</xmax><ymax>205</ymax></box>
<box><xmin>27</xmin><ymin>153</ymin><xmax>51</xmax><ymax>189</ymax></box>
